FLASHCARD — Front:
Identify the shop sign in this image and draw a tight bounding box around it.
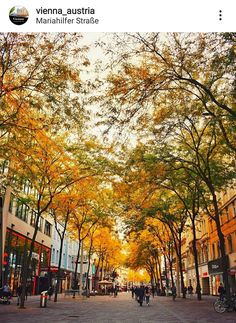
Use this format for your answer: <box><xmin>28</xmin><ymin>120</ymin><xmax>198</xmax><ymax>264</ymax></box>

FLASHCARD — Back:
<box><xmin>208</xmin><ymin>256</ymin><xmax>229</xmax><ymax>275</ymax></box>
<box><xmin>50</xmin><ymin>266</ymin><xmax>58</xmax><ymax>272</ymax></box>
<box><xmin>202</xmin><ymin>272</ymin><xmax>208</xmax><ymax>277</ymax></box>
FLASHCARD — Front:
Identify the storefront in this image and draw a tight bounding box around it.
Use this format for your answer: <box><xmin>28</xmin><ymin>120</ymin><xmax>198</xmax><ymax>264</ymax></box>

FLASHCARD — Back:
<box><xmin>3</xmin><ymin>228</ymin><xmax>51</xmax><ymax>295</ymax></box>
<box><xmin>208</xmin><ymin>256</ymin><xmax>229</xmax><ymax>296</ymax></box>
<box><xmin>199</xmin><ymin>264</ymin><xmax>210</xmax><ymax>295</ymax></box>
<box><xmin>228</xmin><ymin>253</ymin><xmax>236</xmax><ymax>293</ymax></box>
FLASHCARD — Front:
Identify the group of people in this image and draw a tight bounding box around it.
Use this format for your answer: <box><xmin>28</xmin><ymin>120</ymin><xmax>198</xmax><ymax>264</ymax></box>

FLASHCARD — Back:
<box><xmin>131</xmin><ymin>283</ymin><xmax>195</xmax><ymax>303</ymax></box>
<box><xmin>132</xmin><ymin>285</ymin><xmax>151</xmax><ymax>306</ymax></box>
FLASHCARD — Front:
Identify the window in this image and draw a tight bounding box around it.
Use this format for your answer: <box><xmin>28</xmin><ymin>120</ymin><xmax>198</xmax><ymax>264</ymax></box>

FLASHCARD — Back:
<box><xmin>212</xmin><ymin>244</ymin><xmax>215</xmax><ymax>260</ymax></box>
<box><xmin>16</xmin><ymin>200</ymin><xmax>29</xmax><ymax>222</ymax></box>
<box><xmin>30</xmin><ymin>210</ymin><xmax>37</xmax><ymax>227</ymax></box>
<box><xmin>23</xmin><ymin>180</ymin><xmax>31</xmax><ymax>195</ymax></box>
<box><xmin>225</xmin><ymin>207</ymin><xmax>229</xmax><ymax>222</ymax></box>
<box><xmin>8</xmin><ymin>194</ymin><xmax>14</xmax><ymax>213</ymax></box>
<box><xmin>228</xmin><ymin>235</ymin><xmax>233</xmax><ymax>253</ymax></box>
<box><xmin>219</xmin><ymin>212</ymin><xmax>223</xmax><ymax>225</ymax></box>
<box><xmin>44</xmin><ymin>221</ymin><xmax>52</xmax><ymax>237</ymax></box>
<box><xmin>233</xmin><ymin>201</ymin><xmax>236</xmax><ymax>218</ymax></box>
<box><xmin>217</xmin><ymin>241</ymin><xmax>221</xmax><ymax>258</ymax></box>
<box><xmin>38</xmin><ymin>216</ymin><xmax>43</xmax><ymax>232</ymax></box>
<box><xmin>0</xmin><ymin>160</ymin><xmax>9</xmax><ymax>174</ymax></box>
<box><xmin>52</xmin><ymin>248</ymin><xmax>55</xmax><ymax>263</ymax></box>
<box><xmin>209</xmin><ymin>219</ymin><xmax>213</xmax><ymax>232</ymax></box>
<box><xmin>63</xmin><ymin>253</ymin><xmax>66</xmax><ymax>267</ymax></box>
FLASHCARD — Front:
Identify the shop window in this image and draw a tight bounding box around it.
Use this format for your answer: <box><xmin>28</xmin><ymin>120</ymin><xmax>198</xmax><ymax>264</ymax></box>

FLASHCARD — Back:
<box><xmin>44</xmin><ymin>220</ymin><xmax>52</xmax><ymax>237</ymax></box>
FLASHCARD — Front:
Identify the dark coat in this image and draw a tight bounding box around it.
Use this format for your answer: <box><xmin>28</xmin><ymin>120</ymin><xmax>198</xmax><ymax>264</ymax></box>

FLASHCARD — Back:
<box><xmin>136</xmin><ymin>286</ymin><xmax>145</xmax><ymax>300</ymax></box>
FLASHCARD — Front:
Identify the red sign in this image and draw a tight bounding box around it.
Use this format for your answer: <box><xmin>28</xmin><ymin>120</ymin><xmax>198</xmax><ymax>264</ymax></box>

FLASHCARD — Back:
<box><xmin>202</xmin><ymin>272</ymin><xmax>208</xmax><ymax>277</ymax></box>
<box><xmin>50</xmin><ymin>266</ymin><xmax>59</xmax><ymax>272</ymax></box>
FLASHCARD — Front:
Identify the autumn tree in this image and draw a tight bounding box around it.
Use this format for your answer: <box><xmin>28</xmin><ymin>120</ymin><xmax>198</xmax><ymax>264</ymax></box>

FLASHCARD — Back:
<box><xmin>0</xmin><ymin>33</ymin><xmax>88</xmax><ymax>139</ymax></box>
<box><xmin>102</xmin><ymin>33</ymin><xmax>236</xmax><ymax>151</ymax></box>
<box><xmin>7</xmin><ymin>124</ymin><xmax>92</xmax><ymax>308</ymax></box>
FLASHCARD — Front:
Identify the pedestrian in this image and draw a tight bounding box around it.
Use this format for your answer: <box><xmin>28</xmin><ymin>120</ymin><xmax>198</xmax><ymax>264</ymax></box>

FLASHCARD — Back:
<box><xmin>187</xmin><ymin>285</ymin><xmax>193</xmax><ymax>297</ymax></box>
<box><xmin>47</xmin><ymin>286</ymin><xmax>54</xmax><ymax>300</ymax></box>
<box><xmin>171</xmin><ymin>284</ymin><xmax>177</xmax><ymax>301</ymax></box>
<box><xmin>16</xmin><ymin>285</ymin><xmax>22</xmax><ymax>306</ymax></box>
<box><xmin>161</xmin><ymin>285</ymin><xmax>166</xmax><ymax>296</ymax></box>
<box><xmin>131</xmin><ymin>286</ymin><xmax>135</xmax><ymax>298</ymax></box>
<box><xmin>136</xmin><ymin>285</ymin><xmax>145</xmax><ymax>306</ymax></box>
<box><xmin>218</xmin><ymin>283</ymin><xmax>225</xmax><ymax>301</ymax></box>
<box><xmin>145</xmin><ymin>286</ymin><xmax>150</xmax><ymax>306</ymax></box>
<box><xmin>151</xmin><ymin>285</ymin><xmax>155</xmax><ymax>298</ymax></box>
<box><xmin>114</xmin><ymin>285</ymin><xmax>118</xmax><ymax>297</ymax></box>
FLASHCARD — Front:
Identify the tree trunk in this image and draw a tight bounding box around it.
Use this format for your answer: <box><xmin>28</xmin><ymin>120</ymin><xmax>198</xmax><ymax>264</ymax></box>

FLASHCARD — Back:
<box><xmin>73</xmin><ymin>240</ymin><xmax>81</xmax><ymax>286</ymax></box>
<box><xmin>211</xmin><ymin>189</ymin><xmax>230</xmax><ymax>298</ymax></box>
<box><xmin>79</xmin><ymin>240</ymin><xmax>84</xmax><ymax>294</ymax></box>
<box><xmin>20</xmin><ymin>209</ymin><xmax>43</xmax><ymax>308</ymax></box>
<box><xmin>54</xmin><ymin>211</ymin><xmax>69</xmax><ymax>302</ymax></box>
<box><xmin>85</xmin><ymin>237</ymin><xmax>93</xmax><ymax>296</ymax></box>
<box><xmin>191</xmin><ymin>218</ymin><xmax>202</xmax><ymax>300</ymax></box>
<box><xmin>177</xmin><ymin>238</ymin><xmax>186</xmax><ymax>298</ymax></box>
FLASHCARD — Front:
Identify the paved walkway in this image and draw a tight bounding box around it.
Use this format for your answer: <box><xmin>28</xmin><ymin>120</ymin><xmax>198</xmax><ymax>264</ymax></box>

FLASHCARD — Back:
<box><xmin>0</xmin><ymin>292</ymin><xmax>236</xmax><ymax>323</ymax></box>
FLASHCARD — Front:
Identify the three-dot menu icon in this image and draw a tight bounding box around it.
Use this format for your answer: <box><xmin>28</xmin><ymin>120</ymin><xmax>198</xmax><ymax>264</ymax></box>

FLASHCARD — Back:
<box><xmin>219</xmin><ymin>10</ymin><xmax>222</xmax><ymax>21</ymax></box>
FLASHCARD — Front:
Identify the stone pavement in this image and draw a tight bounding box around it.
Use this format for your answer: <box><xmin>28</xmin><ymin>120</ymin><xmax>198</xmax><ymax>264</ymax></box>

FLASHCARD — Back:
<box><xmin>0</xmin><ymin>292</ymin><xmax>236</xmax><ymax>323</ymax></box>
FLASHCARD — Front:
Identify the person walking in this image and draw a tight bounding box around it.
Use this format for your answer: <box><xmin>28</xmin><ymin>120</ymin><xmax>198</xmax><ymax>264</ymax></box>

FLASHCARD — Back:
<box><xmin>48</xmin><ymin>286</ymin><xmax>54</xmax><ymax>300</ymax></box>
<box><xmin>136</xmin><ymin>285</ymin><xmax>145</xmax><ymax>306</ymax></box>
<box><xmin>131</xmin><ymin>286</ymin><xmax>135</xmax><ymax>298</ymax></box>
<box><xmin>145</xmin><ymin>286</ymin><xmax>151</xmax><ymax>306</ymax></box>
<box><xmin>218</xmin><ymin>283</ymin><xmax>226</xmax><ymax>301</ymax></box>
<box><xmin>16</xmin><ymin>285</ymin><xmax>22</xmax><ymax>306</ymax></box>
<box><xmin>187</xmin><ymin>285</ymin><xmax>193</xmax><ymax>298</ymax></box>
<box><xmin>171</xmin><ymin>284</ymin><xmax>177</xmax><ymax>301</ymax></box>
<box><xmin>151</xmin><ymin>285</ymin><xmax>155</xmax><ymax>298</ymax></box>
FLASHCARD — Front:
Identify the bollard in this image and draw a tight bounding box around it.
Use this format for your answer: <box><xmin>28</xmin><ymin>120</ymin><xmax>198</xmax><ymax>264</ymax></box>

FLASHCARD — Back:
<box><xmin>40</xmin><ymin>291</ymin><xmax>48</xmax><ymax>308</ymax></box>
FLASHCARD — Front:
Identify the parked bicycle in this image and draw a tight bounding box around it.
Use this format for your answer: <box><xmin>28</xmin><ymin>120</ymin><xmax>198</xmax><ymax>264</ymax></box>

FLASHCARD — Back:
<box><xmin>213</xmin><ymin>293</ymin><xmax>236</xmax><ymax>313</ymax></box>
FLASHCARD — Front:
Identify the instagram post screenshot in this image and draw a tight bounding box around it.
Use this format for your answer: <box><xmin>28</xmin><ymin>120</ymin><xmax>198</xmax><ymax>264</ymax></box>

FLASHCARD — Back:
<box><xmin>0</xmin><ymin>1</ymin><xmax>235</xmax><ymax>322</ymax></box>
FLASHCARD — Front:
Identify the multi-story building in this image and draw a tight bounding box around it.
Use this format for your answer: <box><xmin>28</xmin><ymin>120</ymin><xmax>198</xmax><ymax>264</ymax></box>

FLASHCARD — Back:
<box><xmin>0</xmin><ymin>162</ymin><xmax>91</xmax><ymax>295</ymax></box>
<box><xmin>208</xmin><ymin>188</ymin><xmax>236</xmax><ymax>295</ymax></box>
<box><xmin>180</xmin><ymin>187</ymin><xmax>236</xmax><ymax>296</ymax></box>
<box><xmin>1</xmin><ymin>185</ymin><xmax>52</xmax><ymax>295</ymax></box>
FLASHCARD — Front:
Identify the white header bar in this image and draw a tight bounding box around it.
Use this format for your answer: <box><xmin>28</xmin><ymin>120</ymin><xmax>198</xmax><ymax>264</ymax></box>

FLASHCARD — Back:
<box><xmin>0</xmin><ymin>0</ymin><xmax>235</xmax><ymax>32</ymax></box>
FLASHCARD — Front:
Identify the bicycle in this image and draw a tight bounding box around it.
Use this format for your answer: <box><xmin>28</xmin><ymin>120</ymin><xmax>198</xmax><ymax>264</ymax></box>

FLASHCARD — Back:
<box><xmin>213</xmin><ymin>294</ymin><xmax>236</xmax><ymax>313</ymax></box>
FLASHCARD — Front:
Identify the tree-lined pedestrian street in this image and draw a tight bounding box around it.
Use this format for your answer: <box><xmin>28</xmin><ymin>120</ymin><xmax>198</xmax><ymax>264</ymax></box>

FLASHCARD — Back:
<box><xmin>0</xmin><ymin>293</ymin><xmax>236</xmax><ymax>323</ymax></box>
<box><xmin>1</xmin><ymin>32</ymin><xmax>236</xmax><ymax>320</ymax></box>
